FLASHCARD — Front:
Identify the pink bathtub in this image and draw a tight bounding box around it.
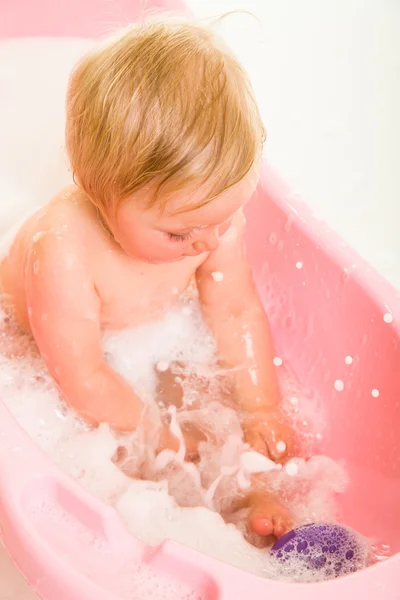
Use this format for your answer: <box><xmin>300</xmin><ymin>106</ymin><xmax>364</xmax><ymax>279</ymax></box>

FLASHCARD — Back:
<box><xmin>0</xmin><ymin>0</ymin><xmax>399</xmax><ymax>598</ymax></box>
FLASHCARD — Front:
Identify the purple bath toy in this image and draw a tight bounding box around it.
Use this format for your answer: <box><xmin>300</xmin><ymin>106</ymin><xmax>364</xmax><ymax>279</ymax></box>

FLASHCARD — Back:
<box><xmin>269</xmin><ymin>523</ymin><xmax>369</xmax><ymax>582</ymax></box>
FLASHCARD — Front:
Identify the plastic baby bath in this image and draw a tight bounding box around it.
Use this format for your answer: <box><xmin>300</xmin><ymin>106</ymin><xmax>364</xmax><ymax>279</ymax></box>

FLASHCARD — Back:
<box><xmin>0</xmin><ymin>0</ymin><xmax>399</xmax><ymax>599</ymax></box>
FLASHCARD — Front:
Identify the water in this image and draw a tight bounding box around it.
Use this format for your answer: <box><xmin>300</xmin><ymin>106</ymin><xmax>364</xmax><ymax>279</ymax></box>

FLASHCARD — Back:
<box><xmin>0</xmin><ymin>299</ymin><xmax>351</xmax><ymax>590</ymax></box>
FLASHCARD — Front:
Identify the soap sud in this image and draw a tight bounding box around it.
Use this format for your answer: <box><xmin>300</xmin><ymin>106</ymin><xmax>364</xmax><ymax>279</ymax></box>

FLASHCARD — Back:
<box><xmin>276</xmin><ymin>441</ymin><xmax>287</xmax><ymax>454</ymax></box>
<box><xmin>285</xmin><ymin>460</ymin><xmax>299</xmax><ymax>476</ymax></box>
<box><xmin>371</xmin><ymin>389</ymin><xmax>380</xmax><ymax>398</ymax></box>
<box><xmin>383</xmin><ymin>312</ymin><xmax>393</xmax><ymax>323</ymax></box>
<box><xmin>344</xmin><ymin>355</ymin><xmax>353</xmax><ymax>365</ymax></box>
<box><xmin>295</xmin><ymin>262</ymin><xmax>303</xmax><ymax>269</ymax></box>
<box><xmin>0</xmin><ymin>301</ymin><xmax>349</xmax><ymax>582</ymax></box>
<box><xmin>334</xmin><ymin>379</ymin><xmax>344</xmax><ymax>392</ymax></box>
<box><xmin>211</xmin><ymin>271</ymin><xmax>224</xmax><ymax>283</ymax></box>
<box><xmin>273</xmin><ymin>356</ymin><xmax>283</xmax><ymax>367</ymax></box>
<box><xmin>156</xmin><ymin>361</ymin><xmax>170</xmax><ymax>373</ymax></box>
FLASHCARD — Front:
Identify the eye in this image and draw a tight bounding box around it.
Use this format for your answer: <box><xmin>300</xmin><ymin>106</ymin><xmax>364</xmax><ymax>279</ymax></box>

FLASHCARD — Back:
<box><xmin>166</xmin><ymin>231</ymin><xmax>193</xmax><ymax>242</ymax></box>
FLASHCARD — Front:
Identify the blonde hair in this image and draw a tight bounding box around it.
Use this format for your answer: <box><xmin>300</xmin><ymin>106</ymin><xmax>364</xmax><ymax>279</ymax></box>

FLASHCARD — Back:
<box><xmin>66</xmin><ymin>16</ymin><xmax>265</xmax><ymax>214</ymax></box>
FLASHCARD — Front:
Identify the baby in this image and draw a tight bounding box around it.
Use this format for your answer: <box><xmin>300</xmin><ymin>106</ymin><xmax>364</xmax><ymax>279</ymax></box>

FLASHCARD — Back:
<box><xmin>0</xmin><ymin>18</ymin><xmax>294</xmax><ymax>539</ymax></box>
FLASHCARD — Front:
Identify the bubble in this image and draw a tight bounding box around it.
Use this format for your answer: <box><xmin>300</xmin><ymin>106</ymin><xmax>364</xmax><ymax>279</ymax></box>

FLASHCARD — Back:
<box><xmin>211</xmin><ymin>271</ymin><xmax>224</xmax><ymax>282</ymax></box>
<box><xmin>296</xmin><ymin>262</ymin><xmax>303</xmax><ymax>269</ymax></box>
<box><xmin>344</xmin><ymin>356</ymin><xmax>353</xmax><ymax>365</ymax></box>
<box><xmin>273</xmin><ymin>356</ymin><xmax>283</xmax><ymax>367</ymax></box>
<box><xmin>334</xmin><ymin>380</ymin><xmax>344</xmax><ymax>392</ymax></box>
<box><xmin>276</xmin><ymin>441</ymin><xmax>286</xmax><ymax>453</ymax></box>
<box><xmin>285</xmin><ymin>461</ymin><xmax>299</xmax><ymax>476</ymax></box>
<box><xmin>289</xmin><ymin>397</ymin><xmax>298</xmax><ymax>405</ymax></box>
<box><xmin>383</xmin><ymin>313</ymin><xmax>393</xmax><ymax>323</ymax></box>
<box><xmin>156</xmin><ymin>361</ymin><xmax>170</xmax><ymax>373</ymax></box>
<box><xmin>249</xmin><ymin>366</ymin><xmax>258</xmax><ymax>385</ymax></box>
<box><xmin>371</xmin><ymin>389</ymin><xmax>380</xmax><ymax>398</ymax></box>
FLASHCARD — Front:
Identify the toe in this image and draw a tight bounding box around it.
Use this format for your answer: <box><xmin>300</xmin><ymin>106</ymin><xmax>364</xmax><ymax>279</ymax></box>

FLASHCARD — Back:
<box><xmin>249</xmin><ymin>513</ymin><xmax>274</xmax><ymax>536</ymax></box>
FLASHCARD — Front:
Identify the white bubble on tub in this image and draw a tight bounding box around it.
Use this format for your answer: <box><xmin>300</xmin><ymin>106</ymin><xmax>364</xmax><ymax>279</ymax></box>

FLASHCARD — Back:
<box><xmin>296</xmin><ymin>261</ymin><xmax>303</xmax><ymax>269</ymax></box>
<box><xmin>383</xmin><ymin>312</ymin><xmax>393</xmax><ymax>323</ymax></box>
<box><xmin>344</xmin><ymin>355</ymin><xmax>353</xmax><ymax>365</ymax></box>
<box><xmin>290</xmin><ymin>396</ymin><xmax>298</xmax><ymax>405</ymax></box>
<box><xmin>211</xmin><ymin>271</ymin><xmax>224</xmax><ymax>283</ymax></box>
<box><xmin>269</xmin><ymin>232</ymin><xmax>278</xmax><ymax>245</ymax></box>
<box><xmin>334</xmin><ymin>379</ymin><xmax>344</xmax><ymax>392</ymax></box>
<box><xmin>273</xmin><ymin>356</ymin><xmax>283</xmax><ymax>367</ymax></box>
<box><xmin>371</xmin><ymin>389</ymin><xmax>380</xmax><ymax>398</ymax></box>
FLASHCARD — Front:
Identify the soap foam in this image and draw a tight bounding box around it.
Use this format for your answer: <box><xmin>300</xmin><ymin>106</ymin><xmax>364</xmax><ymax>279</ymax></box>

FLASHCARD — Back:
<box><xmin>0</xmin><ymin>300</ymin><xmax>348</xmax><ymax>582</ymax></box>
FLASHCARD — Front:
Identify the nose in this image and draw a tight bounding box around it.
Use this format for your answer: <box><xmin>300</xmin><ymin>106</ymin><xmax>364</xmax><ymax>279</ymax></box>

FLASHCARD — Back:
<box><xmin>192</xmin><ymin>228</ymin><xmax>220</xmax><ymax>253</ymax></box>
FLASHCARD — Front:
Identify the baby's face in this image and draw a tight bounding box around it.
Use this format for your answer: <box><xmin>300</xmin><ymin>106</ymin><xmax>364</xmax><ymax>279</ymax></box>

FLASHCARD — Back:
<box><xmin>112</xmin><ymin>173</ymin><xmax>258</xmax><ymax>263</ymax></box>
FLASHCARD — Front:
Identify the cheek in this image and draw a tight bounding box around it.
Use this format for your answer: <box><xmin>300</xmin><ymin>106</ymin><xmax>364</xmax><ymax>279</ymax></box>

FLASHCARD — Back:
<box><xmin>126</xmin><ymin>229</ymin><xmax>185</xmax><ymax>261</ymax></box>
<box><xmin>115</xmin><ymin>211</ymin><xmax>187</xmax><ymax>262</ymax></box>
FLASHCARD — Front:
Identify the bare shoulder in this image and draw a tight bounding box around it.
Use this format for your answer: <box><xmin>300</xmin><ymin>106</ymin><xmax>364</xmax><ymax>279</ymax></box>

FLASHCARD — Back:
<box><xmin>33</xmin><ymin>186</ymin><xmax>98</xmax><ymax>241</ymax></box>
<box><xmin>23</xmin><ymin>186</ymin><xmax>102</xmax><ymax>261</ymax></box>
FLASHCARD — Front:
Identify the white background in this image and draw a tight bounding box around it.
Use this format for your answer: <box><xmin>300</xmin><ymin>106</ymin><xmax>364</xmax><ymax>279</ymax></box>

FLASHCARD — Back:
<box><xmin>187</xmin><ymin>0</ymin><xmax>400</xmax><ymax>288</ymax></box>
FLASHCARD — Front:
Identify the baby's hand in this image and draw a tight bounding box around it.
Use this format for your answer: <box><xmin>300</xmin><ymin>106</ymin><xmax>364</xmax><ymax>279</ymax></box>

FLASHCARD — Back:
<box><xmin>242</xmin><ymin>409</ymin><xmax>296</xmax><ymax>462</ymax></box>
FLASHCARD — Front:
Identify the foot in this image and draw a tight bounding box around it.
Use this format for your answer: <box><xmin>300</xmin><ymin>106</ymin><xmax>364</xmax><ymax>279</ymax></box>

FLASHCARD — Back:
<box><xmin>247</xmin><ymin>494</ymin><xmax>293</xmax><ymax>538</ymax></box>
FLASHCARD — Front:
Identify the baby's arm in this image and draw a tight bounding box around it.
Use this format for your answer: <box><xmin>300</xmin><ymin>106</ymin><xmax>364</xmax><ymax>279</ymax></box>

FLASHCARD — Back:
<box><xmin>196</xmin><ymin>214</ymin><xmax>293</xmax><ymax>459</ymax></box>
<box><xmin>26</xmin><ymin>234</ymin><xmax>151</xmax><ymax>433</ymax></box>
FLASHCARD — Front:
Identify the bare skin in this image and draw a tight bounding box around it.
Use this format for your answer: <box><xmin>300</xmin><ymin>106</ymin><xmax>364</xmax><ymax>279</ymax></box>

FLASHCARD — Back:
<box><xmin>0</xmin><ymin>176</ymin><xmax>295</xmax><ymax>539</ymax></box>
